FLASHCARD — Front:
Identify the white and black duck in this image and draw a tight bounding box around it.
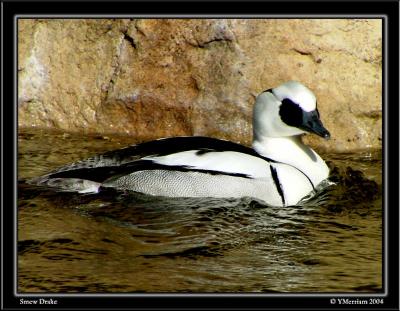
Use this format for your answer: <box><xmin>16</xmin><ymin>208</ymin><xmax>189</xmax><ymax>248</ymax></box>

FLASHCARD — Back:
<box><xmin>28</xmin><ymin>81</ymin><xmax>331</xmax><ymax>207</ymax></box>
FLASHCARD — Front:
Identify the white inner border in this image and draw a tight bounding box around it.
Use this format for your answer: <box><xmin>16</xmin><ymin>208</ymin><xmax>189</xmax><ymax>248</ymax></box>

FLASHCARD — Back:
<box><xmin>11</xmin><ymin>14</ymin><xmax>388</xmax><ymax>299</ymax></box>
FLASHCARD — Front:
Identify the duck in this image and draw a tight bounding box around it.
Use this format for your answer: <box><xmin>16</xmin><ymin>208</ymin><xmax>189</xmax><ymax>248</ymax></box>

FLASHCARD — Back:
<box><xmin>28</xmin><ymin>81</ymin><xmax>331</xmax><ymax>207</ymax></box>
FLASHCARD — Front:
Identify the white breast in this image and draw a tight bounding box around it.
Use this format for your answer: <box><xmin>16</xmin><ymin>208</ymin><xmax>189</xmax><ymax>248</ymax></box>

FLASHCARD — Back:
<box><xmin>253</xmin><ymin>137</ymin><xmax>329</xmax><ymax>187</ymax></box>
<box><xmin>269</xmin><ymin>162</ymin><xmax>315</xmax><ymax>206</ymax></box>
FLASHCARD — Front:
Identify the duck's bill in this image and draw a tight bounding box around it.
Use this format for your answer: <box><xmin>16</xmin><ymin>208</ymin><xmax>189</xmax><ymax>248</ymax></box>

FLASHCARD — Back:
<box><xmin>307</xmin><ymin>122</ymin><xmax>331</xmax><ymax>140</ymax></box>
<box><xmin>301</xmin><ymin>110</ymin><xmax>331</xmax><ymax>140</ymax></box>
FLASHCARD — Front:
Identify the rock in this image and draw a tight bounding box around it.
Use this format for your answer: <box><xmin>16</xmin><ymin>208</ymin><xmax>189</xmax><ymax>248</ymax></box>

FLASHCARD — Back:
<box><xmin>18</xmin><ymin>19</ymin><xmax>382</xmax><ymax>152</ymax></box>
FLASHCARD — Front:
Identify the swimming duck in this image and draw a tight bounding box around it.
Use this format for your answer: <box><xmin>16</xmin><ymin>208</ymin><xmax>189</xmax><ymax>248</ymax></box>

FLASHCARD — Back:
<box><xmin>29</xmin><ymin>81</ymin><xmax>330</xmax><ymax>207</ymax></box>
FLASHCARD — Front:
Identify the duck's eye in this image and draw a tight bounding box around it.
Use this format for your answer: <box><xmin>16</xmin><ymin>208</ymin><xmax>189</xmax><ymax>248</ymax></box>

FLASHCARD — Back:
<box><xmin>279</xmin><ymin>98</ymin><xmax>303</xmax><ymax>127</ymax></box>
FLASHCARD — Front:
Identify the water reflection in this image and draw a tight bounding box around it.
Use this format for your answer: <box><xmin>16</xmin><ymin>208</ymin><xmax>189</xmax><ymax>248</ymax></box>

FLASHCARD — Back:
<box><xmin>18</xmin><ymin>130</ymin><xmax>382</xmax><ymax>293</ymax></box>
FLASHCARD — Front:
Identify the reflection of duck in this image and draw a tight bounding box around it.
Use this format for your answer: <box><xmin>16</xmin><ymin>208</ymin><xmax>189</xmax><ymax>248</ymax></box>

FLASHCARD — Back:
<box><xmin>29</xmin><ymin>81</ymin><xmax>330</xmax><ymax>207</ymax></box>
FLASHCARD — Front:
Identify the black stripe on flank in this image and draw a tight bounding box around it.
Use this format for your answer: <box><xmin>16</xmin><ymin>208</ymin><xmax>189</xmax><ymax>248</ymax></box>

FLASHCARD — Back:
<box><xmin>195</xmin><ymin>148</ymin><xmax>214</xmax><ymax>156</ymax></box>
<box><xmin>121</xmin><ymin>161</ymin><xmax>252</xmax><ymax>179</ymax></box>
<box><xmin>48</xmin><ymin>160</ymin><xmax>252</xmax><ymax>183</ymax></box>
<box><xmin>270</xmin><ymin>165</ymin><xmax>285</xmax><ymax>207</ymax></box>
<box><xmin>48</xmin><ymin>166</ymin><xmax>130</xmax><ymax>183</ymax></box>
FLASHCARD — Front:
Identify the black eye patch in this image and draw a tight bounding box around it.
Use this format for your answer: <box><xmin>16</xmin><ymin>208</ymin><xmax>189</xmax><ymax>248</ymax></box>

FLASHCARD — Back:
<box><xmin>279</xmin><ymin>98</ymin><xmax>304</xmax><ymax>127</ymax></box>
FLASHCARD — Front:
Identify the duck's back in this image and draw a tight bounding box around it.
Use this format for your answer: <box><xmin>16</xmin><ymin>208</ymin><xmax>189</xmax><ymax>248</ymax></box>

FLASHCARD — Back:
<box><xmin>28</xmin><ymin>136</ymin><xmax>265</xmax><ymax>186</ymax></box>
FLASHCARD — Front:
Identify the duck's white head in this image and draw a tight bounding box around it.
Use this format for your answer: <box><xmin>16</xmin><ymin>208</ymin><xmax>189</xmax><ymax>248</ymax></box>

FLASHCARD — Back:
<box><xmin>253</xmin><ymin>81</ymin><xmax>330</xmax><ymax>141</ymax></box>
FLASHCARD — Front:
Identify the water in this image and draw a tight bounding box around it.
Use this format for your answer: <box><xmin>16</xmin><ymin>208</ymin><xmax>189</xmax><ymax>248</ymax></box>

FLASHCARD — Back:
<box><xmin>17</xmin><ymin>130</ymin><xmax>382</xmax><ymax>293</ymax></box>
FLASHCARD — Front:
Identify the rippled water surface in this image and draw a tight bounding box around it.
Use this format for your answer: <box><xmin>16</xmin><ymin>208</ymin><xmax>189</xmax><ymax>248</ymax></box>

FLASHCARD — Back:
<box><xmin>18</xmin><ymin>130</ymin><xmax>382</xmax><ymax>293</ymax></box>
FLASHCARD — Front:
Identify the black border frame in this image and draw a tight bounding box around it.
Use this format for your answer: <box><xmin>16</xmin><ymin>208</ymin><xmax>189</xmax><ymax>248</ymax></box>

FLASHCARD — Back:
<box><xmin>2</xmin><ymin>1</ymin><xmax>399</xmax><ymax>310</ymax></box>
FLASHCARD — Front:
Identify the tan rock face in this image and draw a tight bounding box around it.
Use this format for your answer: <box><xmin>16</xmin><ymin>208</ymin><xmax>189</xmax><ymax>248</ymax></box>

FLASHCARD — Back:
<box><xmin>18</xmin><ymin>19</ymin><xmax>382</xmax><ymax>152</ymax></box>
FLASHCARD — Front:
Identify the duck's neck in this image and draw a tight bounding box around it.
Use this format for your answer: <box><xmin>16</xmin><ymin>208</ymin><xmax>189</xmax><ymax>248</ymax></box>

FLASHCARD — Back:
<box><xmin>252</xmin><ymin>135</ymin><xmax>329</xmax><ymax>187</ymax></box>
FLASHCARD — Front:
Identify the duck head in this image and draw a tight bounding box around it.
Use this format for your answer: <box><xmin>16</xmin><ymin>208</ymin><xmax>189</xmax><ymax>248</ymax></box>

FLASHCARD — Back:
<box><xmin>253</xmin><ymin>81</ymin><xmax>330</xmax><ymax>141</ymax></box>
